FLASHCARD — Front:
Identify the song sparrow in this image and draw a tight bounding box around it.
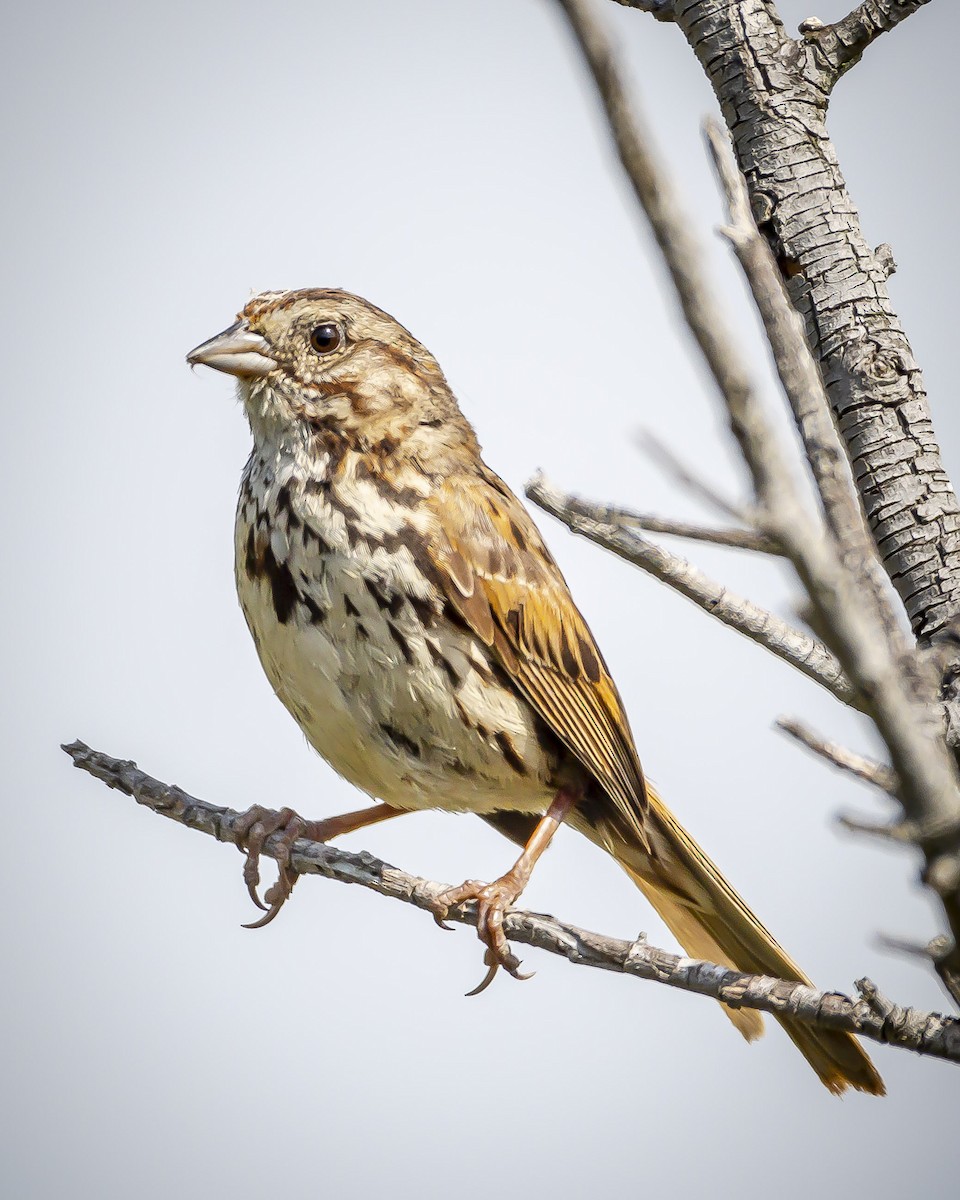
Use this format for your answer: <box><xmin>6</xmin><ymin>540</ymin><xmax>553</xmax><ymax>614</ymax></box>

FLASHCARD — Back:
<box><xmin>187</xmin><ymin>288</ymin><xmax>883</xmax><ymax>1096</ymax></box>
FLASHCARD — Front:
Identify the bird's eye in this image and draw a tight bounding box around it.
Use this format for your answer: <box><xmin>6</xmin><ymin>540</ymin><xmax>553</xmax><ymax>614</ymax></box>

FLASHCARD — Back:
<box><xmin>309</xmin><ymin>323</ymin><xmax>342</xmax><ymax>354</ymax></box>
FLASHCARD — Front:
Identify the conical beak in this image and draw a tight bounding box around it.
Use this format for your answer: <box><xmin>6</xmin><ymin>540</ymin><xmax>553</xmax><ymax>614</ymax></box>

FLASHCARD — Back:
<box><xmin>186</xmin><ymin>321</ymin><xmax>277</xmax><ymax>379</ymax></box>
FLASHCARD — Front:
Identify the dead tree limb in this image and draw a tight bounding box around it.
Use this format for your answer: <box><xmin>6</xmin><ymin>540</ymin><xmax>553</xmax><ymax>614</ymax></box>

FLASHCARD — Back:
<box><xmin>61</xmin><ymin>740</ymin><xmax>960</xmax><ymax>1067</ymax></box>
<box><xmin>669</xmin><ymin>0</ymin><xmax>960</xmax><ymax>642</ymax></box>
<box><xmin>776</xmin><ymin>717</ymin><xmax>899</xmax><ymax>795</ymax></box>
<box><xmin>799</xmin><ymin>1</ymin><xmax>936</xmax><ymax>87</ymax></box>
<box><xmin>528</xmin><ymin>471</ymin><xmax>855</xmax><ymax>705</ymax></box>
<box><xmin>548</xmin><ymin>0</ymin><xmax>960</xmax><ymax>1001</ymax></box>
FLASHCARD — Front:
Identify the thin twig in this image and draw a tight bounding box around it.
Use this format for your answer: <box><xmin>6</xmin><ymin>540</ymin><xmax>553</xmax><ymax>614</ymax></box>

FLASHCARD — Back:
<box><xmin>776</xmin><ymin>716</ymin><xmax>898</xmax><ymax>794</ymax></box>
<box><xmin>62</xmin><ymin>740</ymin><xmax>960</xmax><ymax>1065</ymax></box>
<box><xmin>877</xmin><ymin>933</ymin><xmax>945</xmax><ymax>960</ymax></box>
<box><xmin>599</xmin><ymin>507</ymin><xmax>777</xmax><ymax>553</ymax></box>
<box><xmin>800</xmin><ymin>2</ymin><xmax>935</xmax><ymax>88</ymax></box>
<box><xmin>554</xmin><ymin>0</ymin><xmax>754</xmax><ymax>440</ymax></box>
<box><xmin>637</xmin><ymin>429</ymin><xmax>748</xmax><ymax>522</ymax></box>
<box><xmin>528</xmin><ymin>473</ymin><xmax>856</xmax><ymax>706</ymax></box>
<box><xmin>837</xmin><ymin>813</ymin><xmax>920</xmax><ymax>844</ymax></box>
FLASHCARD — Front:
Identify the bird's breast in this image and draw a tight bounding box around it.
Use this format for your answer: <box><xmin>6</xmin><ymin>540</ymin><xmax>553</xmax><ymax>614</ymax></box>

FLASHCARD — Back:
<box><xmin>233</xmin><ymin>455</ymin><xmax>556</xmax><ymax>815</ymax></box>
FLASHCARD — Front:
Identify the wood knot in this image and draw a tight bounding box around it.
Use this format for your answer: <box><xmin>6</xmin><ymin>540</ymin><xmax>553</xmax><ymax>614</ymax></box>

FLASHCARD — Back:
<box><xmin>798</xmin><ymin>17</ymin><xmax>826</xmax><ymax>36</ymax></box>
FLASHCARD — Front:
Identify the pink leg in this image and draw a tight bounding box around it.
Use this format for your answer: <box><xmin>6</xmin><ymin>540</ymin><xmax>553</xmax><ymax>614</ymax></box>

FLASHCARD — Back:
<box><xmin>434</xmin><ymin>787</ymin><xmax>579</xmax><ymax>994</ymax></box>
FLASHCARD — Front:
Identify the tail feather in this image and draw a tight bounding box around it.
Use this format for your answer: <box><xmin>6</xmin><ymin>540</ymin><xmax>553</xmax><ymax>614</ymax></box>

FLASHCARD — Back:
<box><xmin>629</xmin><ymin>876</ymin><xmax>764</xmax><ymax>1041</ymax></box>
<box><xmin>571</xmin><ymin>789</ymin><xmax>885</xmax><ymax>1097</ymax></box>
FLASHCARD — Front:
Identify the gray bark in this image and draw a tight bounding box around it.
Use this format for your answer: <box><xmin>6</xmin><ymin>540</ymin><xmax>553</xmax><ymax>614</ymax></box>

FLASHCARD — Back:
<box><xmin>672</xmin><ymin>0</ymin><xmax>960</xmax><ymax>641</ymax></box>
<box><xmin>545</xmin><ymin>0</ymin><xmax>960</xmax><ymax>1001</ymax></box>
<box><xmin>61</xmin><ymin>740</ymin><xmax>960</xmax><ymax>1067</ymax></box>
<box><xmin>529</xmin><ymin>471</ymin><xmax>856</xmax><ymax>704</ymax></box>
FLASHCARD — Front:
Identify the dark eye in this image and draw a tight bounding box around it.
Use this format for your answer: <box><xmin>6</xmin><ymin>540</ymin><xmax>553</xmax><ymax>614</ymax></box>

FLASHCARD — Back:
<box><xmin>309</xmin><ymin>323</ymin><xmax>342</xmax><ymax>354</ymax></box>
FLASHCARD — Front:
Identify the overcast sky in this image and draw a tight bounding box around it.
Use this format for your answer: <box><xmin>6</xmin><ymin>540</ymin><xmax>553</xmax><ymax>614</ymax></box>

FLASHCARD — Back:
<box><xmin>4</xmin><ymin>2</ymin><xmax>958</xmax><ymax>1197</ymax></box>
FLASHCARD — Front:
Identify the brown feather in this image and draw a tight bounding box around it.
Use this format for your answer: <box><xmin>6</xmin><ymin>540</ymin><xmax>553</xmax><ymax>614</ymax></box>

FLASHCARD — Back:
<box><xmin>569</xmin><ymin>797</ymin><xmax>885</xmax><ymax>1095</ymax></box>
<box><xmin>429</xmin><ymin>464</ymin><xmax>883</xmax><ymax>1096</ymax></box>
<box><xmin>427</xmin><ymin>466</ymin><xmax>650</xmax><ymax>851</ymax></box>
<box><xmin>218</xmin><ymin>286</ymin><xmax>883</xmax><ymax>1096</ymax></box>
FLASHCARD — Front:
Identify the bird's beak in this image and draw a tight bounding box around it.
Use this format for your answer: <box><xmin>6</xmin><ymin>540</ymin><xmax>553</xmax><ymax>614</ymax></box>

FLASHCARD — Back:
<box><xmin>186</xmin><ymin>321</ymin><xmax>277</xmax><ymax>379</ymax></box>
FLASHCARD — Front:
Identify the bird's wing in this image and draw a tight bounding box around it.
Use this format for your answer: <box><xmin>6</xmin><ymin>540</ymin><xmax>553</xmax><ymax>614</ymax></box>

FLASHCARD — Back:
<box><xmin>425</xmin><ymin>467</ymin><xmax>649</xmax><ymax>845</ymax></box>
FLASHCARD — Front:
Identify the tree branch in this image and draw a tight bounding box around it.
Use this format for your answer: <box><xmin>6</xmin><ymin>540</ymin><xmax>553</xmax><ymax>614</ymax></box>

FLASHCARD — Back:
<box><xmin>637</xmin><ymin>429</ymin><xmax>749</xmax><ymax>522</ymax></box>
<box><xmin>527</xmin><ymin>472</ymin><xmax>856</xmax><ymax>706</ymax></box>
<box><xmin>800</xmin><ymin>2</ymin><xmax>936</xmax><ymax>88</ymax></box>
<box><xmin>551</xmin><ymin>0</ymin><xmax>960</xmax><ymax>992</ymax></box>
<box><xmin>776</xmin><ymin>716</ymin><xmax>898</xmax><ymax>795</ymax></box>
<box><xmin>704</xmin><ymin>118</ymin><xmax>913</xmax><ymax>664</ymax></box>
<box><xmin>579</xmin><ymin>502</ymin><xmax>780</xmax><ymax>553</ymax></box>
<box><xmin>62</xmin><ymin>739</ymin><xmax>960</xmax><ymax>1066</ymax></box>
<box><xmin>703</xmin><ymin>117</ymin><xmax>909</xmax><ymax>654</ymax></box>
<box><xmin>668</xmin><ymin>0</ymin><xmax>960</xmax><ymax>643</ymax></box>
<box><xmin>837</xmin><ymin>812</ymin><xmax>920</xmax><ymax>845</ymax></box>
<box><xmin>609</xmin><ymin>0</ymin><xmax>676</xmax><ymax>19</ymax></box>
<box><xmin>704</xmin><ymin>124</ymin><xmax>960</xmax><ymax>957</ymax></box>
<box><xmin>554</xmin><ymin>0</ymin><xmax>758</xmax><ymax>458</ymax></box>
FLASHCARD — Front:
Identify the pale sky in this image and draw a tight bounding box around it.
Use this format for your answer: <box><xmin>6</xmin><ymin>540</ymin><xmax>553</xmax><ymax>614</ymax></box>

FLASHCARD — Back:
<box><xmin>4</xmin><ymin>2</ymin><xmax>958</xmax><ymax>1197</ymax></box>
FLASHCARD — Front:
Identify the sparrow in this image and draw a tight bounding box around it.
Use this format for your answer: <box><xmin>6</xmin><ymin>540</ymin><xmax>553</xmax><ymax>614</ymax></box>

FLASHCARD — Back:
<box><xmin>187</xmin><ymin>288</ymin><xmax>884</xmax><ymax>1095</ymax></box>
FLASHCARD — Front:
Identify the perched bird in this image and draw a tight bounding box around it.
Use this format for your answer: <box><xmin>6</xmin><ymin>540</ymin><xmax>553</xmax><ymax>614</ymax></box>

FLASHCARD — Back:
<box><xmin>187</xmin><ymin>288</ymin><xmax>884</xmax><ymax>1096</ymax></box>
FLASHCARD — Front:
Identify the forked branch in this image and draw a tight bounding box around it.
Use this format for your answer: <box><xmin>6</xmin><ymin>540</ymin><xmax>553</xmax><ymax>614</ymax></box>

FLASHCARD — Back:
<box><xmin>62</xmin><ymin>740</ymin><xmax>960</xmax><ymax>1066</ymax></box>
<box><xmin>548</xmin><ymin>0</ymin><xmax>960</xmax><ymax>997</ymax></box>
<box><xmin>800</xmin><ymin>1</ymin><xmax>936</xmax><ymax>87</ymax></box>
<box><xmin>527</xmin><ymin>472</ymin><xmax>856</xmax><ymax>706</ymax></box>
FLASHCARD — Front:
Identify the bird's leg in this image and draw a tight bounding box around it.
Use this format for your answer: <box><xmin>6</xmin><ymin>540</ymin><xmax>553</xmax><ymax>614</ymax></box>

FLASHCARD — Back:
<box><xmin>236</xmin><ymin>801</ymin><xmax>406</xmax><ymax>929</ymax></box>
<box><xmin>434</xmin><ymin>786</ymin><xmax>579</xmax><ymax>994</ymax></box>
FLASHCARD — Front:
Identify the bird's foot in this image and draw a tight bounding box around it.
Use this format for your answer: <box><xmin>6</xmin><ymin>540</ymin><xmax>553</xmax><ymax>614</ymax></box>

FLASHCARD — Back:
<box><xmin>433</xmin><ymin>869</ymin><xmax>533</xmax><ymax>995</ymax></box>
<box><xmin>234</xmin><ymin>801</ymin><xmax>406</xmax><ymax>929</ymax></box>
<box><xmin>233</xmin><ymin>805</ymin><xmax>318</xmax><ymax>929</ymax></box>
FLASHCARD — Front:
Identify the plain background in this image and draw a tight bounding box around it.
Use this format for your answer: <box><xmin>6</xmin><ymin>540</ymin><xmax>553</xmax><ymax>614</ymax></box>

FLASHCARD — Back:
<box><xmin>4</xmin><ymin>1</ymin><xmax>958</xmax><ymax>1196</ymax></box>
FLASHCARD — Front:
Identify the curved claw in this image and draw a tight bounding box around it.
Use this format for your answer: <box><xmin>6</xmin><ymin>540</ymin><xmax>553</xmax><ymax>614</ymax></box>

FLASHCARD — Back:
<box><xmin>241</xmin><ymin>902</ymin><xmax>284</xmax><ymax>931</ymax></box>
<box><xmin>435</xmin><ymin>872</ymin><xmax>534</xmax><ymax>994</ymax></box>
<box><xmin>431</xmin><ymin>879</ymin><xmax>485</xmax><ymax>932</ymax></box>
<box><xmin>233</xmin><ymin>805</ymin><xmax>304</xmax><ymax>927</ymax></box>
<box><xmin>465</xmin><ymin>962</ymin><xmax>535</xmax><ymax>997</ymax></box>
<box><xmin>241</xmin><ymin>873</ymin><xmax>295</xmax><ymax>930</ymax></box>
<box><xmin>465</xmin><ymin>958</ymin><xmax>500</xmax><ymax>997</ymax></box>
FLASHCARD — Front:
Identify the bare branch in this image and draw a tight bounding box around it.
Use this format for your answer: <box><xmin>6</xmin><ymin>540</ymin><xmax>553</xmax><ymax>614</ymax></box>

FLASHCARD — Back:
<box><xmin>575</xmin><ymin>502</ymin><xmax>779</xmax><ymax>553</ymax></box>
<box><xmin>552</xmin><ymin>0</ymin><xmax>960</xmax><ymax>974</ymax></box>
<box><xmin>878</xmin><ymin>933</ymin><xmax>948</xmax><ymax>960</ymax></box>
<box><xmin>554</xmin><ymin>0</ymin><xmax>757</xmax><ymax>430</ymax></box>
<box><xmin>608</xmin><ymin>0</ymin><xmax>676</xmax><ymax>19</ymax></box>
<box><xmin>878</xmin><ymin>933</ymin><xmax>960</xmax><ymax>1007</ymax></box>
<box><xmin>528</xmin><ymin>472</ymin><xmax>856</xmax><ymax>705</ymax></box>
<box><xmin>62</xmin><ymin>740</ymin><xmax>960</xmax><ymax>1066</ymax></box>
<box><xmin>800</xmin><ymin>2</ymin><xmax>935</xmax><ymax>87</ymax></box>
<box><xmin>776</xmin><ymin>716</ymin><xmax>898</xmax><ymax>795</ymax></box>
<box><xmin>703</xmin><ymin>125</ymin><xmax>960</xmax><ymax>957</ymax></box>
<box><xmin>704</xmin><ymin>119</ymin><xmax>909</xmax><ymax>655</ymax></box>
<box><xmin>636</xmin><ymin>429</ymin><xmax>749</xmax><ymax>522</ymax></box>
<box><xmin>670</xmin><ymin>1</ymin><xmax>960</xmax><ymax>642</ymax></box>
<box><xmin>874</xmin><ymin>243</ymin><xmax>897</xmax><ymax>280</ymax></box>
<box><xmin>837</xmin><ymin>812</ymin><xmax>920</xmax><ymax>844</ymax></box>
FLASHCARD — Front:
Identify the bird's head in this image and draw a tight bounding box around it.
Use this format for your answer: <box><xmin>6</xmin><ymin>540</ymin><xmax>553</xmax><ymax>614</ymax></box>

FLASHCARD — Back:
<box><xmin>187</xmin><ymin>288</ymin><xmax>471</xmax><ymax>456</ymax></box>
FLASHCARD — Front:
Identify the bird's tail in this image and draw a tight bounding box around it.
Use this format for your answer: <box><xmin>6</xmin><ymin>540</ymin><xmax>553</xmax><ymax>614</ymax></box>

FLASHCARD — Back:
<box><xmin>572</xmin><ymin>786</ymin><xmax>885</xmax><ymax>1096</ymax></box>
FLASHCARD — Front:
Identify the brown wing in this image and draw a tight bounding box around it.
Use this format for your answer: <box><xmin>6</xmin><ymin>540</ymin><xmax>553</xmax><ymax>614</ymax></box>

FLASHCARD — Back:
<box><xmin>425</xmin><ymin>467</ymin><xmax>649</xmax><ymax>847</ymax></box>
